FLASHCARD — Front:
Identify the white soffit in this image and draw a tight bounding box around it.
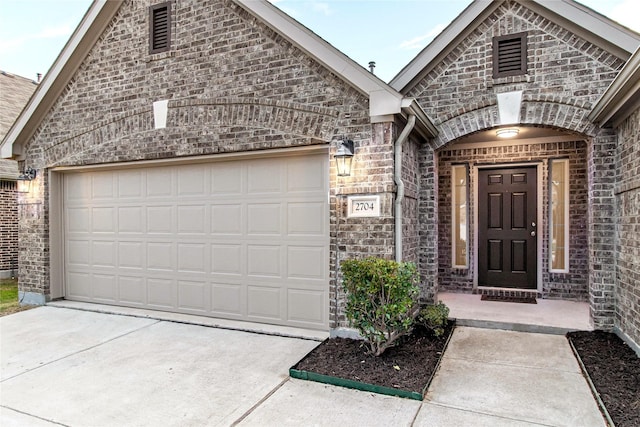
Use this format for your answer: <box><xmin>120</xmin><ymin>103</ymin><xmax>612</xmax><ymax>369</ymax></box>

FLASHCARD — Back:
<box><xmin>234</xmin><ymin>0</ymin><xmax>403</xmax><ymax>117</ymax></box>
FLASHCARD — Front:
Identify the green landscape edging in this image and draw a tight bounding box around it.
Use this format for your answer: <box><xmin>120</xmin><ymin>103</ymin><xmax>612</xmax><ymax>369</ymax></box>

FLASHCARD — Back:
<box><xmin>289</xmin><ymin>368</ymin><xmax>424</xmax><ymax>400</ymax></box>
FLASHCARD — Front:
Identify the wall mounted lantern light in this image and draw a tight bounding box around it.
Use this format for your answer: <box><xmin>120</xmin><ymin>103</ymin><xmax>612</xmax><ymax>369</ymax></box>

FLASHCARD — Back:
<box><xmin>496</xmin><ymin>127</ymin><xmax>520</xmax><ymax>138</ymax></box>
<box><xmin>334</xmin><ymin>139</ymin><xmax>355</xmax><ymax>177</ymax></box>
<box><xmin>17</xmin><ymin>167</ymin><xmax>37</xmax><ymax>193</ymax></box>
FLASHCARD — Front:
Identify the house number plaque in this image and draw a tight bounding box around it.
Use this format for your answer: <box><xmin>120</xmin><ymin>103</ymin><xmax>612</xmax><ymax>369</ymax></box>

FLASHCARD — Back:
<box><xmin>347</xmin><ymin>195</ymin><xmax>380</xmax><ymax>218</ymax></box>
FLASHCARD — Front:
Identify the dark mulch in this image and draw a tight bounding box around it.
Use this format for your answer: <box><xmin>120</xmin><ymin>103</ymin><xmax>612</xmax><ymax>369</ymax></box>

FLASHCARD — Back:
<box><xmin>293</xmin><ymin>322</ymin><xmax>454</xmax><ymax>394</ymax></box>
<box><xmin>567</xmin><ymin>331</ymin><xmax>640</xmax><ymax>427</ymax></box>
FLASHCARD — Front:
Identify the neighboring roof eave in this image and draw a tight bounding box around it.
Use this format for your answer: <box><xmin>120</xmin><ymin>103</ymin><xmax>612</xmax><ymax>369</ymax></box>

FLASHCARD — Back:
<box><xmin>589</xmin><ymin>46</ymin><xmax>640</xmax><ymax>128</ymax></box>
<box><xmin>0</xmin><ymin>0</ymin><xmax>123</xmax><ymax>160</ymax></box>
<box><xmin>390</xmin><ymin>0</ymin><xmax>640</xmax><ymax>93</ymax></box>
<box><xmin>234</xmin><ymin>0</ymin><xmax>403</xmax><ymax>117</ymax></box>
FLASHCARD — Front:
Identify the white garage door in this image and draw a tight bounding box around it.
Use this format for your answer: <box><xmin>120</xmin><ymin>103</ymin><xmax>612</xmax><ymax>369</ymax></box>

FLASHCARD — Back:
<box><xmin>63</xmin><ymin>153</ymin><xmax>329</xmax><ymax>330</ymax></box>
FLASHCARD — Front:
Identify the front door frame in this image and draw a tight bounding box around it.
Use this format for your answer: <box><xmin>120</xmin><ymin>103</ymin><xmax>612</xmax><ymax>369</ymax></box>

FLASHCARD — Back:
<box><xmin>473</xmin><ymin>161</ymin><xmax>543</xmax><ymax>292</ymax></box>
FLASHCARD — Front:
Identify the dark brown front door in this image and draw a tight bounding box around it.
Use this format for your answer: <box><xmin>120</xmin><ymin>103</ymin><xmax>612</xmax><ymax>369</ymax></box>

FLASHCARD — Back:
<box><xmin>478</xmin><ymin>166</ymin><xmax>537</xmax><ymax>289</ymax></box>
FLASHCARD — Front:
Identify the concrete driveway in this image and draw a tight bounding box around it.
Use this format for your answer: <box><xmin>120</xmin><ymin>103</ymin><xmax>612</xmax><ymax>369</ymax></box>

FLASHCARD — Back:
<box><xmin>1</xmin><ymin>307</ymin><xmax>420</xmax><ymax>426</ymax></box>
<box><xmin>1</xmin><ymin>306</ymin><xmax>605</xmax><ymax>427</ymax></box>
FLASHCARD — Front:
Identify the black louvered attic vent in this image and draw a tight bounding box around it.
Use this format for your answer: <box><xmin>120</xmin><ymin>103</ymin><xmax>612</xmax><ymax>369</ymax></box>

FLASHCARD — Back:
<box><xmin>493</xmin><ymin>32</ymin><xmax>527</xmax><ymax>78</ymax></box>
<box><xmin>150</xmin><ymin>2</ymin><xmax>171</xmax><ymax>54</ymax></box>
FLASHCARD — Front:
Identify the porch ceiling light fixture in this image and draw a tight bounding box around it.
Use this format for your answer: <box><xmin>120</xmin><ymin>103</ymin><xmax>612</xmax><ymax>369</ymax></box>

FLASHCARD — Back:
<box><xmin>334</xmin><ymin>138</ymin><xmax>355</xmax><ymax>177</ymax></box>
<box><xmin>17</xmin><ymin>167</ymin><xmax>37</xmax><ymax>193</ymax></box>
<box><xmin>496</xmin><ymin>127</ymin><xmax>520</xmax><ymax>138</ymax></box>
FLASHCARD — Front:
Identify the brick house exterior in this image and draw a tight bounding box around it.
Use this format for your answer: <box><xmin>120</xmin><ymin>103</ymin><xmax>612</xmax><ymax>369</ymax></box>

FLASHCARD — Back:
<box><xmin>1</xmin><ymin>0</ymin><xmax>639</xmax><ymax>349</ymax></box>
<box><xmin>0</xmin><ymin>71</ymin><xmax>38</xmax><ymax>278</ymax></box>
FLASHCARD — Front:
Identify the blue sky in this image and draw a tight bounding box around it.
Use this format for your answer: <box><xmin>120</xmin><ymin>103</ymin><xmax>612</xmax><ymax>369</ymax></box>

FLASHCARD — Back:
<box><xmin>1</xmin><ymin>0</ymin><xmax>638</xmax><ymax>83</ymax></box>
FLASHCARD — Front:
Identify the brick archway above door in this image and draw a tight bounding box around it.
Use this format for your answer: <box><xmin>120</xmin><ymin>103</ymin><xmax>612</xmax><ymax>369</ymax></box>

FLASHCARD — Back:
<box><xmin>429</xmin><ymin>98</ymin><xmax>599</xmax><ymax>150</ymax></box>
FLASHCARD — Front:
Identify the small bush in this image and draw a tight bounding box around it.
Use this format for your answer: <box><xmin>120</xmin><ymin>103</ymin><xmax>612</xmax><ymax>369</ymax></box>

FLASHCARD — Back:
<box><xmin>416</xmin><ymin>302</ymin><xmax>450</xmax><ymax>337</ymax></box>
<box><xmin>341</xmin><ymin>257</ymin><xmax>420</xmax><ymax>356</ymax></box>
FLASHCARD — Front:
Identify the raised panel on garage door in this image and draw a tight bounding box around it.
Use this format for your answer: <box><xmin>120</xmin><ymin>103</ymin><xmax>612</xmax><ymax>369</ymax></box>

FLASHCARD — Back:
<box><xmin>62</xmin><ymin>152</ymin><xmax>329</xmax><ymax>330</ymax></box>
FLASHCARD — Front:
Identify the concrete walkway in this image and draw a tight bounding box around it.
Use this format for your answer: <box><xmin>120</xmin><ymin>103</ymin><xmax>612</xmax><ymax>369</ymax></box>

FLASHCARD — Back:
<box><xmin>1</xmin><ymin>306</ymin><xmax>605</xmax><ymax>426</ymax></box>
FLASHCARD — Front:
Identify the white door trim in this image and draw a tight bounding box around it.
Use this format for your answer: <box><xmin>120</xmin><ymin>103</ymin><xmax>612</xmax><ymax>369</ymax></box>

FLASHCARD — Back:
<box><xmin>473</xmin><ymin>162</ymin><xmax>543</xmax><ymax>293</ymax></box>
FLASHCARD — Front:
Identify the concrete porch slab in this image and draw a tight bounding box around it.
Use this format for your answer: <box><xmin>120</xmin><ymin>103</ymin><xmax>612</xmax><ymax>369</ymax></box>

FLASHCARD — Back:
<box><xmin>438</xmin><ymin>292</ymin><xmax>592</xmax><ymax>333</ymax></box>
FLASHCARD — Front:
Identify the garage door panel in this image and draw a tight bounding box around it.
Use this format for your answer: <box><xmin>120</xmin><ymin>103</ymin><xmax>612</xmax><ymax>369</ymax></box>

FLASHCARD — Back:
<box><xmin>92</xmin><ymin>274</ymin><xmax>117</xmax><ymax>302</ymax></box>
<box><xmin>178</xmin><ymin>280</ymin><xmax>208</xmax><ymax>313</ymax></box>
<box><xmin>211</xmin><ymin>244</ymin><xmax>242</xmax><ymax>275</ymax></box>
<box><xmin>66</xmin><ymin>173</ymin><xmax>91</xmax><ymax>202</ymax></box>
<box><xmin>211</xmin><ymin>164</ymin><xmax>242</xmax><ymax>194</ymax></box>
<box><xmin>177</xmin><ymin>205</ymin><xmax>207</xmax><ymax>234</ymax></box>
<box><xmin>147</xmin><ymin>242</ymin><xmax>174</xmax><ymax>271</ymax></box>
<box><xmin>64</xmin><ymin>153</ymin><xmax>329</xmax><ymax>330</ymax></box>
<box><xmin>119</xmin><ymin>242</ymin><xmax>144</xmax><ymax>269</ymax></box>
<box><xmin>177</xmin><ymin>165</ymin><xmax>207</xmax><ymax>197</ymax></box>
<box><xmin>92</xmin><ymin>241</ymin><xmax>116</xmax><ymax>267</ymax></box>
<box><xmin>287</xmin><ymin>246</ymin><xmax>325</xmax><ymax>280</ymax></box>
<box><xmin>247</xmin><ymin>203</ymin><xmax>281</xmax><ymax>235</ymax></box>
<box><xmin>288</xmin><ymin>289</ymin><xmax>325</xmax><ymax>324</ymax></box>
<box><xmin>248</xmin><ymin>163</ymin><xmax>282</xmax><ymax>194</ymax></box>
<box><xmin>117</xmin><ymin>171</ymin><xmax>143</xmax><ymax>198</ymax></box>
<box><xmin>147</xmin><ymin>206</ymin><xmax>173</xmax><ymax>233</ymax></box>
<box><xmin>177</xmin><ymin>243</ymin><xmax>207</xmax><ymax>273</ymax></box>
<box><xmin>247</xmin><ymin>245</ymin><xmax>281</xmax><ymax>277</ymax></box>
<box><xmin>67</xmin><ymin>240</ymin><xmax>90</xmax><ymax>266</ymax></box>
<box><xmin>67</xmin><ymin>272</ymin><xmax>91</xmax><ymax>298</ymax></box>
<box><xmin>118</xmin><ymin>206</ymin><xmax>144</xmax><ymax>233</ymax></box>
<box><xmin>119</xmin><ymin>276</ymin><xmax>145</xmax><ymax>305</ymax></box>
<box><xmin>92</xmin><ymin>207</ymin><xmax>115</xmax><ymax>233</ymax></box>
<box><xmin>211</xmin><ymin>283</ymin><xmax>243</xmax><ymax>315</ymax></box>
<box><xmin>288</xmin><ymin>202</ymin><xmax>325</xmax><ymax>235</ymax></box>
<box><xmin>211</xmin><ymin>204</ymin><xmax>242</xmax><ymax>235</ymax></box>
<box><xmin>67</xmin><ymin>208</ymin><xmax>90</xmax><ymax>233</ymax></box>
<box><xmin>287</xmin><ymin>157</ymin><xmax>326</xmax><ymax>192</ymax></box>
<box><xmin>248</xmin><ymin>285</ymin><xmax>282</xmax><ymax>319</ymax></box>
<box><xmin>146</xmin><ymin>169</ymin><xmax>173</xmax><ymax>197</ymax></box>
<box><xmin>91</xmin><ymin>172</ymin><xmax>114</xmax><ymax>199</ymax></box>
<box><xmin>147</xmin><ymin>278</ymin><xmax>176</xmax><ymax>309</ymax></box>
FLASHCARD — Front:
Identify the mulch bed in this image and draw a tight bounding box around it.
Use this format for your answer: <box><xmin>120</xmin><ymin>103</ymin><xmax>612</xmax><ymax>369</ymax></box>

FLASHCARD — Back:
<box><xmin>292</xmin><ymin>321</ymin><xmax>454</xmax><ymax>395</ymax></box>
<box><xmin>567</xmin><ymin>331</ymin><xmax>640</xmax><ymax>427</ymax></box>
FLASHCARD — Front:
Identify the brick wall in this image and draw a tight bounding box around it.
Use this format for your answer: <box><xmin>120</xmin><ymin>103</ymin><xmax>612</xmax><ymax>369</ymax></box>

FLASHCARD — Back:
<box><xmin>405</xmin><ymin>1</ymin><xmax>623</xmax><ymax>325</ymax></box>
<box><xmin>615</xmin><ymin>108</ymin><xmax>640</xmax><ymax>346</ymax></box>
<box><xmin>0</xmin><ymin>181</ymin><xmax>18</xmax><ymax>276</ymax></box>
<box><xmin>19</xmin><ymin>0</ymin><xmax>398</xmax><ymax>328</ymax></box>
<box><xmin>437</xmin><ymin>141</ymin><xmax>589</xmax><ymax>300</ymax></box>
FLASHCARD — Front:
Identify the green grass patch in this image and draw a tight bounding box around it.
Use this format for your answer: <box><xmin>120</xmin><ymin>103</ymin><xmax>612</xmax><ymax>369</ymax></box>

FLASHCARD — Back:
<box><xmin>0</xmin><ymin>278</ymin><xmax>35</xmax><ymax>316</ymax></box>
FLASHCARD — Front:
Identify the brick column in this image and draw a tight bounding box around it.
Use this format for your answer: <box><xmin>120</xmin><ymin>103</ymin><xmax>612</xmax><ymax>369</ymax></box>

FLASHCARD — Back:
<box><xmin>588</xmin><ymin>131</ymin><xmax>617</xmax><ymax>329</ymax></box>
<box><xmin>418</xmin><ymin>143</ymin><xmax>438</xmax><ymax>302</ymax></box>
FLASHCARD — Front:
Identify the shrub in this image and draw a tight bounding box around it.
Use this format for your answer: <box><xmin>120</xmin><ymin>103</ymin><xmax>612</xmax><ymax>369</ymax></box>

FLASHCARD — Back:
<box><xmin>341</xmin><ymin>257</ymin><xmax>420</xmax><ymax>356</ymax></box>
<box><xmin>416</xmin><ymin>302</ymin><xmax>450</xmax><ymax>337</ymax></box>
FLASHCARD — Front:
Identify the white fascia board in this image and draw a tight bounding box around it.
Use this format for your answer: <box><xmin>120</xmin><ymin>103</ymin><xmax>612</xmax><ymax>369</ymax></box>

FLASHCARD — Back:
<box><xmin>589</xmin><ymin>46</ymin><xmax>640</xmax><ymax>127</ymax></box>
<box><xmin>390</xmin><ymin>0</ymin><xmax>496</xmax><ymax>92</ymax></box>
<box><xmin>234</xmin><ymin>0</ymin><xmax>403</xmax><ymax>117</ymax></box>
<box><xmin>1</xmin><ymin>0</ymin><xmax>121</xmax><ymax>159</ymax></box>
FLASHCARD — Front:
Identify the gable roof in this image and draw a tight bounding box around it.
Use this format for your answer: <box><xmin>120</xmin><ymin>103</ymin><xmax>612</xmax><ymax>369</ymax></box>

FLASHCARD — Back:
<box><xmin>390</xmin><ymin>0</ymin><xmax>640</xmax><ymax>93</ymax></box>
<box><xmin>1</xmin><ymin>0</ymin><xmax>436</xmax><ymax>160</ymax></box>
